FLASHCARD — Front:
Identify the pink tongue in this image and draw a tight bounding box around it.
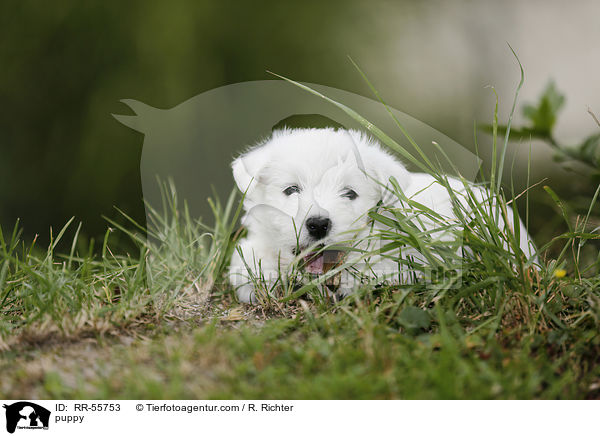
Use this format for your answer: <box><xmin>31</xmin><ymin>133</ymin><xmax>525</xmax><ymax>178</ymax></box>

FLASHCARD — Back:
<box><xmin>304</xmin><ymin>253</ymin><xmax>324</xmax><ymax>274</ymax></box>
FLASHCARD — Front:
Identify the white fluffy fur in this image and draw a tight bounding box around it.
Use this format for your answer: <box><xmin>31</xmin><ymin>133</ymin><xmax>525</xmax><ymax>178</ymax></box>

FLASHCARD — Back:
<box><xmin>228</xmin><ymin>128</ymin><xmax>535</xmax><ymax>303</ymax></box>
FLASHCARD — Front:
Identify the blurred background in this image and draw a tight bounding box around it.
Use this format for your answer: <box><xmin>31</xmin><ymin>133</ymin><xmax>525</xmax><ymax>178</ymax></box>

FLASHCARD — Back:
<box><xmin>1</xmin><ymin>0</ymin><xmax>599</xmax><ymax>249</ymax></box>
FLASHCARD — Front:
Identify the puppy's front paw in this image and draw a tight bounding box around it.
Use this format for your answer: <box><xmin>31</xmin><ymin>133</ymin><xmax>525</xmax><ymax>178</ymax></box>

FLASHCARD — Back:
<box><xmin>236</xmin><ymin>284</ymin><xmax>258</xmax><ymax>304</ymax></box>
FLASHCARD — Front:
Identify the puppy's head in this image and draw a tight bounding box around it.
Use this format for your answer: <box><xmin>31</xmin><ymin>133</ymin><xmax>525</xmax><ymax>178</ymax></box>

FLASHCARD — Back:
<box><xmin>232</xmin><ymin>128</ymin><xmax>410</xmax><ymax>270</ymax></box>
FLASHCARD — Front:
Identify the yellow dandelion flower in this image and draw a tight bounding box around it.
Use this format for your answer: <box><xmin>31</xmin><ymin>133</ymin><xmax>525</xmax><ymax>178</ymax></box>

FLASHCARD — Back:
<box><xmin>554</xmin><ymin>269</ymin><xmax>567</xmax><ymax>278</ymax></box>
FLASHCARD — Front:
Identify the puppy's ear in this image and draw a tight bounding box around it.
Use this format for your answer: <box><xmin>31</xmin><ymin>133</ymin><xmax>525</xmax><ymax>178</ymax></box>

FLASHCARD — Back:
<box><xmin>231</xmin><ymin>144</ymin><xmax>271</xmax><ymax>197</ymax></box>
<box><xmin>368</xmin><ymin>149</ymin><xmax>410</xmax><ymax>192</ymax></box>
<box><xmin>348</xmin><ymin>130</ymin><xmax>410</xmax><ymax>201</ymax></box>
<box><xmin>231</xmin><ymin>157</ymin><xmax>253</xmax><ymax>194</ymax></box>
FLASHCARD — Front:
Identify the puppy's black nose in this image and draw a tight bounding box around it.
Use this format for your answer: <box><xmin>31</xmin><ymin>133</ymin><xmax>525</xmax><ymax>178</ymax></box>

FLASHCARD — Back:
<box><xmin>306</xmin><ymin>217</ymin><xmax>331</xmax><ymax>240</ymax></box>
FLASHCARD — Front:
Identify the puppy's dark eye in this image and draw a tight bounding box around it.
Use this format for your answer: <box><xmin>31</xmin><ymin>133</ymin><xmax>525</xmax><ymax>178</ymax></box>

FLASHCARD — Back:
<box><xmin>283</xmin><ymin>185</ymin><xmax>300</xmax><ymax>196</ymax></box>
<box><xmin>342</xmin><ymin>189</ymin><xmax>358</xmax><ymax>200</ymax></box>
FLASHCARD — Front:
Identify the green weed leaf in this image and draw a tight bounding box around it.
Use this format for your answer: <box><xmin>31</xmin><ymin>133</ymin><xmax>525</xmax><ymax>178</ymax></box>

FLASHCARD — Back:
<box><xmin>521</xmin><ymin>81</ymin><xmax>565</xmax><ymax>136</ymax></box>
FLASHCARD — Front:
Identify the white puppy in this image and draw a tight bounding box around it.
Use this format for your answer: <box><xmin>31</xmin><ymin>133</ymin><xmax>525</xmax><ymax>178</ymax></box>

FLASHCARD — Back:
<box><xmin>228</xmin><ymin>128</ymin><xmax>535</xmax><ymax>303</ymax></box>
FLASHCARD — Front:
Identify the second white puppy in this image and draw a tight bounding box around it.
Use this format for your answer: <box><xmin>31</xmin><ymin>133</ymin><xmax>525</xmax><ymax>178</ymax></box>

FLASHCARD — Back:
<box><xmin>228</xmin><ymin>128</ymin><xmax>535</xmax><ymax>303</ymax></box>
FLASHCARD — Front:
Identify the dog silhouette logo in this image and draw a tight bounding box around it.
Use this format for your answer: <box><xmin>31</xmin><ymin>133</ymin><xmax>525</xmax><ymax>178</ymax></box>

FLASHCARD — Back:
<box><xmin>113</xmin><ymin>80</ymin><xmax>480</xmax><ymax>295</ymax></box>
<box><xmin>2</xmin><ymin>402</ymin><xmax>50</xmax><ymax>433</ymax></box>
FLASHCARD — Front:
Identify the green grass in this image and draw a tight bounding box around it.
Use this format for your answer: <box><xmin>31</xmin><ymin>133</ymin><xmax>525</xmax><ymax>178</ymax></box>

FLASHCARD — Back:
<box><xmin>4</xmin><ymin>312</ymin><xmax>596</xmax><ymax>399</ymax></box>
<box><xmin>1</xmin><ymin>74</ymin><xmax>600</xmax><ymax>399</ymax></box>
